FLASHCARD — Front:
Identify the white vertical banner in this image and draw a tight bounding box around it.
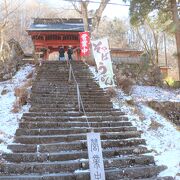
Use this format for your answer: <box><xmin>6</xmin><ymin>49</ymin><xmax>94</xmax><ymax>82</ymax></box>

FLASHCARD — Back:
<box><xmin>87</xmin><ymin>132</ymin><xmax>105</xmax><ymax>180</ymax></box>
<box><xmin>91</xmin><ymin>37</ymin><xmax>115</xmax><ymax>88</ymax></box>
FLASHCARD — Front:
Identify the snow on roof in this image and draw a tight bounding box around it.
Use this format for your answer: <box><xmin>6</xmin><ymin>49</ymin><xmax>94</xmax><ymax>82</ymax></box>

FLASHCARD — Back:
<box><xmin>27</xmin><ymin>18</ymin><xmax>88</xmax><ymax>32</ymax></box>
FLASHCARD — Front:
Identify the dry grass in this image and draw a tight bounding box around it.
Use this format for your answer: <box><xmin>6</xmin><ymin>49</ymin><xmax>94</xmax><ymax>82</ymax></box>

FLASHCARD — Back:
<box><xmin>1</xmin><ymin>88</ymin><xmax>8</xmax><ymax>95</ymax></box>
<box><xmin>26</xmin><ymin>72</ymin><xmax>33</xmax><ymax>79</ymax></box>
<box><xmin>132</xmin><ymin>106</ymin><xmax>145</xmax><ymax>121</ymax></box>
<box><xmin>12</xmin><ymin>79</ymin><xmax>32</xmax><ymax>113</ymax></box>
<box><xmin>148</xmin><ymin>119</ymin><xmax>163</xmax><ymax>130</ymax></box>
<box><xmin>116</xmin><ymin>75</ymin><xmax>134</xmax><ymax>94</ymax></box>
<box><xmin>106</xmin><ymin>87</ymin><xmax>116</xmax><ymax>98</ymax></box>
<box><xmin>11</xmin><ymin>98</ymin><xmax>21</xmax><ymax>113</ymax></box>
<box><xmin>126</xmin><ymin>99</ymin><xmax>135</xmax><ymax>106</ymax></box>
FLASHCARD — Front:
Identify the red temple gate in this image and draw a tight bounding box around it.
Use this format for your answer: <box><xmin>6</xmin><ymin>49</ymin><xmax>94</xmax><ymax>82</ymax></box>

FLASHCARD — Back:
<box><xmin>27</xmin><ymin>18</ymin><xmax>85</xmax><ymax>60</ymax></box>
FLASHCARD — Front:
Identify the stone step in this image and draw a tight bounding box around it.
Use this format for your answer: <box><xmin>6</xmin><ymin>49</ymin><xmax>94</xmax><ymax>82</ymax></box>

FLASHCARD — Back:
<box><xmin>30</xmin><ymin>98</ymin><xmax>111</xmax><ymax>104</ymax></box>
<box><xmin>30</xmin><ymin>100</ymin><xmax>111</xmax><ymax>105</ymax></box>
<box><xmin>0</xmin><ymin>155</ymin><xmax>155</xmax><ymax>174</ymax></box>
<box><xmin>16</xmin><ymin>126</ymin><xmax>137</xmax><ymax>136</ymax></box>
<box><xmin>33</xmin><ymin>78</ymin><xmax>96</xmax><ymax>81</ymax></box>
<box><xmin>30</xmin><ymin>104</ymin><xmax>113</xmax><ymax>109</ymax></box>
<box><xmin>0</xmin><ymin>165</ymin><xmax>166</xmax><ymax>180</ymax></box>
<box><xmin>35</xmin><ymin>70</ymin><xmax>92</xmax><ymax>73</ymax></box>
<box><xmin>33</xmin><ymin>82</ymin><xmax>97</xmax><ymax>86</ymax></box>
<box><xmin>34</xmin><ymin>78</ymin><xmax>95</xmax><ymax>81</ymax></box>
<box><xmin>19</xmin><ymin>121</ymin><xmax>132</xmax><ymax>129</ymax></box>
<box><xmin>33</xmin><ymin>81</ymin><xmax>97</xmax><ymax>84</ymax></box>
<box><xmin>32</xmin><ymin>85</ymin><xmax>101</xmax><ymax>89</ymax></box>
<box><xmin>31</xmin><ymin>94</ymin><xmax>103</xmax><ymax>99</ymax></box>
<box><xmin>15</xmin><ymin>131</ymin><xmax>141</xmax><ymax>144</ymax></box>
<box><xmin>33</xmin><ymin>84</ymin><xmax>97</xmax><ymax>87</ymax></box>
<box><xmin>31</xmin><ymin>93</ymin><xmax>110</xmax><ymax>101</ymax></box>
<box><xmin>30</xmin><ymin>93</ymin><xmax>108</xmax><ymax>97</ymax></box>
<box><xmin>2</xmin><ymin>146</ymin><xmax>149</xmax><ymax>163</ymax></box>
<box><xmin>37</xmin><ymin>68</ymin><xmax>91</xmax><ymax>71</ymax></box>
<box><xmin>37</xmin><ymin>71</ymin><xmax>90</xmax><ymax>75</ymax></box>
<box><xmin>38</xmin><ymin>67</ymin><xmax>88</xmax><ymax>69</ymax></box>
<box><xmin>21</xmin><ymin>115</ymin><xmax>128</xmax><ymax>123</ymax></box>
<box><xmin>36</xmin><ymin>76</ymin><xmax>94</xmax><ymax>79</ymax></box>
<box><xmin>35</xmin><ymin>78</ymin><xmax>95</xmax><ymax>81</ymax></box>
<box><xmin>30</xmin><ymin>95</ymin><xmax>108</xmax><ymax>100</ymax></box>
<box><xmin>30</xmin><ymin>90</ymin><xmax>106</xmax><ymax>95</ymax></box>
<box><xmin>23</xmin><ymin>111</ymin><xmax>125</xmax><ymax>117</ymax></box>
<box><xmin>8</xmin><ymin>139</ymin><xmax>146</xmax><ymax>153</ymax></box>
<box><xmin>31</xmin><ymin>90</ymin><xmax>105</xmax><ymax>94</ymax></box>
<box><xmin>31</xmin><ymin>85</ymin><xmax>102</xmax><ymax>89</ymax></box>
<box><xmin>37</xmin><ymin>68</ymin><xmax>89</xmax><ymax>71</ymax></box>
<box><xmin>29</xmin><ymin>107</ymin><xmax>116</xmax><ymax>112</ymax></box>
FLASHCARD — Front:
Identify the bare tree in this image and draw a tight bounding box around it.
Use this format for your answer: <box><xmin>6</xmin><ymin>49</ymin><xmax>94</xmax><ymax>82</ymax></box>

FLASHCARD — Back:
<box><xmin>70</xmin><ymin>0</ymin><xmax>110</xmax><ymax>35</ymax></box>
<box><xmin>171</xmin><ymin>0</ymin><xmax>180</xmax><ymax>80</ymax></box>
<box><xmin>95</xmin><ymin>17</ymin><xmax>129</xmax><ymax>48</ymax></box>
<box><xmin>0</xmin><ymin>0</ymin><xmax>24</xmax><ymax>62</ymax></box>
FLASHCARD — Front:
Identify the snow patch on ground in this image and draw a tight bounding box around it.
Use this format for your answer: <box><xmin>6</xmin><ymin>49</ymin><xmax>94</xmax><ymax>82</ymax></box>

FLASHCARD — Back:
<box><xmin>132</xmin><ymin>85</ymin><xmax>180</xmax><ymax>102</ymax></box>
<box><xmin>0</xmin><ymin>64</ymin><xmax>35</xmax><ymax>153</ymax></box>
<box><xmin>112</xmin><ymin>88</ymin><xmax>180</xmax><ymax>178</ymax></box>
<box><xmin>138</xmin><ymin>104</ymin><xmax>180</xmax><ymax>177</ymax></box>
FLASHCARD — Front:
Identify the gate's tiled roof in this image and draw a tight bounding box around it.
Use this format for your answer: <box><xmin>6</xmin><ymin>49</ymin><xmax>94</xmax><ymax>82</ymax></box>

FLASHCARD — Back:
<box><xmin>27</xmin><ymin>18</ymin><xmax>91</xmax><ymax>32</ymax></box>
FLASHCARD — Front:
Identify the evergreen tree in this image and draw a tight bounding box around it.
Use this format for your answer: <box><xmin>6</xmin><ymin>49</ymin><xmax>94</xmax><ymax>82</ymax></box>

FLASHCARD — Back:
<box><xmin>126</xmin><ymin>0</ymin><xmax>180</xmax><ymax>80</ymax></box>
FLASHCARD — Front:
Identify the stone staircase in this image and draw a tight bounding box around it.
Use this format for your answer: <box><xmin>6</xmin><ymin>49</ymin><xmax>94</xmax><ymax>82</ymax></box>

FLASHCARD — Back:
<box><xmin>0</xmin><ymin>61</ymin><xmax>166</xmax><ymax>179</ymax></box>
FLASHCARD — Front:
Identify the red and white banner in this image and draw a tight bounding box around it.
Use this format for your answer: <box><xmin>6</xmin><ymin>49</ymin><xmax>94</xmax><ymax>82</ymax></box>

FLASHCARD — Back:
<box><xmin>91</xmin><ymin>37</ymin><xmax>115</xmax><ymax>88</ymax></box>
<box><xmin>79</xmin><ymin>32</ymin><xmax>90</xmax><ymax>56</ymax></box>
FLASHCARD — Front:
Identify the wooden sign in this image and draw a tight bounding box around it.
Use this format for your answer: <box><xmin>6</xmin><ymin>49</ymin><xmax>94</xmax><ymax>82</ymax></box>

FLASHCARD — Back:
<box><xmin>87</xmin><ymin>132</ymin><xmax>105</xmax><ymax>180</ymax></box>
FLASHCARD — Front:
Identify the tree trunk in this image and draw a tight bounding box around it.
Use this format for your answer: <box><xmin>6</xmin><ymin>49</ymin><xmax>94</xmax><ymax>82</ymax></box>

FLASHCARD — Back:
<box><xmin>81</xmin><ymin>2</ymin><xmax>89</xmax><ymax>32</ymax></box>
<box><xmin>91</xmin><ymin>0</ymin><xmax>110</xmax><ymax>33</ymax></box>
<box><xmin>136</xmin><ymin>27</ymin><xmax>154</xmax><ymax>65</ymax></box>
<box><xmin>0</xmin><ymin>29</ymin><xmax>4</xmax><ymax>62</ymax></box>
<box><xmin>171</xmin><ymin>0</ymin><xmax>180</xmax><ymax>81</ymax></box>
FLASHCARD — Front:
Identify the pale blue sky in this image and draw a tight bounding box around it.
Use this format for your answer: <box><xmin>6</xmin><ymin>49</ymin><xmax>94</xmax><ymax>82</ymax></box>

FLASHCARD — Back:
<box><xmin>37</xmin><ymin>0</ymin><xmax>129</xmax><ymax>19</ymax></box>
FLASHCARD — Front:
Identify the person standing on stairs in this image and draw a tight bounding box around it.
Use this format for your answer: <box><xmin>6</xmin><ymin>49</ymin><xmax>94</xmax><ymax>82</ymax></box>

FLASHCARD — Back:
<box><xmin>59</xmin><ymin>46</ymin><xmax>65</xmax><ymax>61</ymax></box>
<box><xmin>67</xmin><ymin>46</ymin><xmax>73</xmax><ymax>61</ymax></box>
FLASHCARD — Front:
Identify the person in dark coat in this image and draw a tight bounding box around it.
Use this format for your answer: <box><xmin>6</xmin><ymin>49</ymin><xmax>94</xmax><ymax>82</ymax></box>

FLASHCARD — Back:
<box><xmin>59</xmin><ymin>46</ymin><xmax>65</xmax><ymax>61</ymax></box>
<box><xmin>67</xmin><ymin>46</ymin><xmax>73</xmax><ymax>61</ymax></box>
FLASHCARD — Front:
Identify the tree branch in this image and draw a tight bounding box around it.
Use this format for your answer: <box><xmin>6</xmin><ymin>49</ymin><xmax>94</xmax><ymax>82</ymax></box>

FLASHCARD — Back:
<box><xmin>92</xmin><ymin>0</ymin><xmax>110</xmax><ymax>31</ymax></box>
<box><xmin>71</xmin><ymin>0</ymin><xmax>82</xmax><ymax>14</ymax></box>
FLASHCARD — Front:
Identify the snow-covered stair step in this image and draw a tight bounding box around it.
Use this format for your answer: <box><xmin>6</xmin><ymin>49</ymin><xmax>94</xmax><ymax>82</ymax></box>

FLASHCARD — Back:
<box><xmin>0</xmin><ymin>165</ymin><xmax>166</xmax><ymax>180</ymax></box>
<box><xmin>33</xmin><ymin>81</ymin><xmax>97</xmax><ymax>85</ymax></box>
<box><xmin>30</xmin><ymin>98</ymin><xmax>111</xmax><ymax>104</ymax></box>
<box><xmin>32</xmin><ymin>82</ymin><xmax>99</xmax><ymax>86</ymax></box>
<box><xmin>21</xmin><ymin>115</ymin><xmax>129</xmax><ymax>122</ymax></box>
<box><xmin>22</xmin><ymin>111</ymin><xmax>125</xmax><ymax>117</ymax></box>
<box><xmin>15</xmin><ymin>132</ymin><xmax>141</xmax><ymax>144</ymax></box>
<box><xmin>16</xmin><ymin>126</ymin><xmax>136</xmax><ymax>136</ymax></box>
<box><xmin>3</xmin><ymin>146</ymin><xmax>149</xmax><ymax>163</ymax></box>
<box><xmin>30</xmin><ymin>98</ymin><xmax>110</xmax><ymax>103</ymax></box>
<box><xmin>30</xmin><ymin>103</ymin><xmax>113</xmax><ymax>109</ymax></box>
<box><xmin>8</xmin><ymin>139</ymin><xmax>146</xmax><ymax>153</ymax></box>
<box><xmin>0</xmin><ymin>155</ymin><xmax>156</xmax><ymax>174</ymax></box>
<box><xmin>30</xmin><ymin>95</ymin><xmax>110</xmax><ymax>101</ymax></box>
<box><xmin>33</xmin><ymin>82</ymin><xmax>99</xmax><ymax>85</ymax></box>
<box><xmin>19</xmin><ymin>121</ymin><xmax>132</xmax><ymax>129</ymax></box>
<box><xmin>29</xmin><ymin>107</ymin><xmax>117</xmax><ymax>112</ymax></box>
